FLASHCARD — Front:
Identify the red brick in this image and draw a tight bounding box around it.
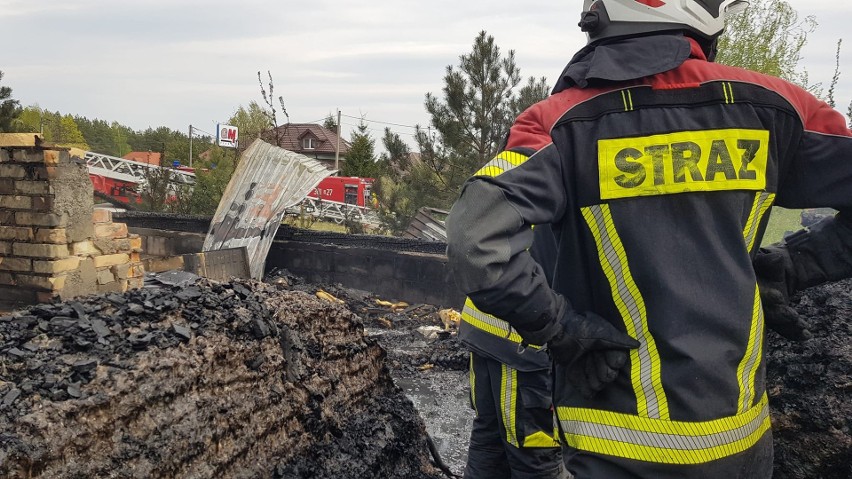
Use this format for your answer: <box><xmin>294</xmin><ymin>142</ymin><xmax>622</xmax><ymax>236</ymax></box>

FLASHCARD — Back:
<box><xmin>33</xmin><ymin>228</ymin><xmax>67</xmax><ymax>244</ymax></box>
<box><xmin>0</xmin><ymin>257</ymin><xmax>32</xmax><ymax>272</ymax></box>
<box><xmin>0</xmin><ymin>179</ymin><xmax>14</xmax><ymax>195</ymax></box>
<box><xmin>93</xmin><ymin>253</ymin><xmax>129</xmax><ymax>268</ymax></box>
<box><xmin>92</xmin><ymin>209</ymin><xmax>112</xmax><ymax>224</ymax></box>
<box><xmin>33</xmin><ymin>257</ymin><xmax>81</xmax><ymax>274</ymax></box>
<box><xmin>0</xmin><ymin>164</ymin><xmax>27</xmax><ymax>179</ymax></box>
<box><xmin>0</xmin><ymin>226</ymin><xmax>33</xmax><ymax>241</ymax></box>
<box><xmin>13</xmin><ymin>243</ymin><xmax>69</xmax><ymax>258</ymax></box>
<box><xmin>0</xmin><ymin>195</ymin><xmax>32</xmax><ymax>210</ymax></box>
<box><xmin>15</xmin><ymin>180</ymin><xmax>50</xmax><ymax>195</ymax></box>
<box><xmin>94</xmin><ymin>222</ymin><xmax>128</xmax><ymax>239</ymax></box>
<box><xmin>15</xmin><ymin>212</ymin><xmax>66</xmax><ymax>227</ymax></box>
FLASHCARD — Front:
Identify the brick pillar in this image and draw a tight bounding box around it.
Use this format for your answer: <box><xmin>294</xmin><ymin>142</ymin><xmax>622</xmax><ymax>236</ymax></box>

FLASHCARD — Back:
<box><xmin>0</xmin><ymin>134</ymin><xmax>145</xmax><ymax>309</ymax></box>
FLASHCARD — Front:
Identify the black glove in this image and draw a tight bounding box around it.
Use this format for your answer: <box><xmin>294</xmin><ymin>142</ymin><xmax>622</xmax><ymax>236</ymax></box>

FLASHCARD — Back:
<box><xmin>753</xmin><ymin>246</ymin><xmax>812</xmax><ymax>341</ymax></box>
<box><xmin>547</xmin><ymin>308</ymin><xmax>639</xmax><ymax>398</ymax></box>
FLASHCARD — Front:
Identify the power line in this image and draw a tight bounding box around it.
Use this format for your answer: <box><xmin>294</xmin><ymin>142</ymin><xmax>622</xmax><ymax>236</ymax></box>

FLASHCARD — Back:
<box><xmin>340</xmin><ymin>113</ymin><xmax>419</xmax><ymax>130</ymax></box>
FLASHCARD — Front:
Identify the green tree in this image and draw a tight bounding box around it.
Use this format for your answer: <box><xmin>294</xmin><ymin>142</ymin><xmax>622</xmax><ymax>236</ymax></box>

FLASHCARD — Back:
<box><xmin>378</xmin><ymin>31</ymin><xmax>549</xmax><ymax>230</ymax></box>
<box><xmin>374</xmin><ymin>128</ymin><xmax>415</xmax><ymax>234</ymax></box>
<box><xmin>341</xmin><ymin>122</ymin><xmax>380</xmax><ymax>178</ymax></box>
<box><xmin>13</xmin><ymin>105</ymin><xmax>43</xmax><ymax>134</ymax></box>
<box><xmin>229</xmin><ymin>101</ymin><xmax>271</xmax><ymax>152</ymax></box>
<box><xmin>187</xmin><ymin>147</ymin><xmax>237</xmax><ymax>215</ymax></box>
<box><xmin>716</xmin><ymin>0</ymin><xmax>816</xmax><ymax>85</ymax></box>
<box><xmin>323</xmin><ymin>113</ymin><xmax>338</xmax><ymax>132</ymax></box>
<box><xmin>57</xmin><ymin>115</ymin><xmax>89</xmax><ymax>149</ymax></box>
<box><xmin>0</xmin><ymin>71</ymin><xmax>22</xmax><ymax>133</ymax></box>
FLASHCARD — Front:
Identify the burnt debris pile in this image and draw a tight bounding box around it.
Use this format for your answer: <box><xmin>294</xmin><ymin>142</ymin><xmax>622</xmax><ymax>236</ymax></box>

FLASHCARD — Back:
<box><xmin>0</xmin><ymin>279</ymin><xmax>443</xmax><ymax>479</ymax></box>
<box><xmin>767</xmin><ymin>278</ymin><xmax>852</xmax><ymax>479</ymax></box>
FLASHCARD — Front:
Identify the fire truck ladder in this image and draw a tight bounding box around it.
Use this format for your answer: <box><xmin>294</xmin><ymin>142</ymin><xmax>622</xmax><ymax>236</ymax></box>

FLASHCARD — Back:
<box><xmin>288</xmin><ymin>197</ymin><xmax>381</xmax><ymax>228</ymax></box>
<box><xmin>84</xmin><ymin>151</ymin><xmax>196</xmax><ymax>187</ymax></box>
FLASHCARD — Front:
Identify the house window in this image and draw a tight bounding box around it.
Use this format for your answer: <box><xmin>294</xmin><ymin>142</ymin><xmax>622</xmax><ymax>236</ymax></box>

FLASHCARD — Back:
<box><xmin>303</xmin><ymin>137</ymin><xmax>316</xmax><ymax>150</ymax></box>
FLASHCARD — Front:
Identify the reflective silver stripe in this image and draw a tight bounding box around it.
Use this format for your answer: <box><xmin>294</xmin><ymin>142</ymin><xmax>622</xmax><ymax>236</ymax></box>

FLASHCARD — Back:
<box><xmin>564</xmin><ymin>410</ymin><xmax>767</xmax><ymax>449</ymax></box>
<box><xmin>462</xmin><ymin>303</ymin><xmax>515</xmax><ymax>339</ymax></box>
<box><xmin>501</xmin><ymin>364</ymin><xmax>519</xmax><ymax>447</ymax></box>
<box><xmin>737</xmin><ymin>287</ymin><xmax>765</xmax><ymax>412</ymax></box>
<box><xmin>584</xmin><ymin>205</ymin><xmax>667</xmax><ymax>419</ymax></box>
<box><xmin>743</xmin><ymin>192</ymin><xmax>774</xmax><ymax>251</ymax></box>
<box><xmin>559</xmin><ymin>395</ymin><xmax>770</xmax><ymax>462</ymax></box>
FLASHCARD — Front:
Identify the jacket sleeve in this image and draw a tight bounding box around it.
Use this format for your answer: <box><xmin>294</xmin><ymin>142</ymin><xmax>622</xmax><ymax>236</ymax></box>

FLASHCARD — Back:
<box><xmin>773</xmin><ymin>95</ymin><xmax>852</xmax><ymax>289</ymax></box>
<box><xmin>446</xmin><ymin>107</ymin><xmax>568</xmax><ymax>345</ymax></box>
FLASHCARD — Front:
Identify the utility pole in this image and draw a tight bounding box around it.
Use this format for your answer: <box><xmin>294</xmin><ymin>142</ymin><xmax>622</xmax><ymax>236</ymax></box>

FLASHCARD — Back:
<box><xmin>188</xmin><ymin>124</ymin><xmax>193</xmax><ymax>169</ymax></box>
<box><xmin>335</xmin><ymin>109</ymin><xmax>341</xmax><ymax>174</ymax></box>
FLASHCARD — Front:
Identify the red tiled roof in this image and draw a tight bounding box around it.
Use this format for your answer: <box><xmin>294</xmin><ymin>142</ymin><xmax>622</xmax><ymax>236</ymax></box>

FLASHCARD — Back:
<box><xmin>123</xmin><ymin>151</ymin><xmax>162</xmax><ymax>166</ymax></box>
<box><xmin>263</xmin><ymin>123</ymin><xmax>351</xmax><ymax>155</ymax></box>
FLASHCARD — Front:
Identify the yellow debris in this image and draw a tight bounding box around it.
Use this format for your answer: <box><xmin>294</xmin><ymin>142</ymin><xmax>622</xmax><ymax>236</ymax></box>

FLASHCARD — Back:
<box><xmin>438</xmin><ymin>308</ymin><xmax>461</xmax><ymax>330</ymax></box>
<box><xmin>316</xmin><ymin>290</ymin><xmax>344</xmax><ymax>304</ymax></box>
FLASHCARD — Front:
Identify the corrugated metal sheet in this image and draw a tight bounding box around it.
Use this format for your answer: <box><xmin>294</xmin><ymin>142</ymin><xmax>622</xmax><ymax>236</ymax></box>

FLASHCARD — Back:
<box><xmin>403</xmin><ymin>207</ymin><xmax>449</xmax><ymax>242</ymax></box>
<box><xmin>202</xmin><ymin>139</ymin><xmax>333</xmax><ymax>279</ymax></box>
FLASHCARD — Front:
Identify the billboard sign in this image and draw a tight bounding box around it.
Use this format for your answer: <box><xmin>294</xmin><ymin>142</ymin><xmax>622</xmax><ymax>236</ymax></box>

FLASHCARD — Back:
<box><xmin>217</xmin><ymin>124</ymin><xmax>239</xmax><ymax>148</ymax></box>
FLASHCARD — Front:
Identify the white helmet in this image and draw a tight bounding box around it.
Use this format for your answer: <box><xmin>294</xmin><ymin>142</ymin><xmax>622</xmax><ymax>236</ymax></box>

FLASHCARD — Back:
<box><xmin>580</xmin><ymin>0</ymin><xmax>749</xmax><ymax>44</ymax></box>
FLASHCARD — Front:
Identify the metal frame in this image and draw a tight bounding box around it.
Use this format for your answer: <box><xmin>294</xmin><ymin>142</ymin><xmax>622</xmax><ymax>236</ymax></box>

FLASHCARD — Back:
<box><xmin>288</xmin><ymin>196</ymin><xmax>380</xmax><ymax>227</ymax></box>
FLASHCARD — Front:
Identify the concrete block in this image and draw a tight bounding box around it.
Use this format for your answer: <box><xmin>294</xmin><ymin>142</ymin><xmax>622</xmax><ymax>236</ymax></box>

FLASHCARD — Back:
<box><xmin>0</xmin><ymin>133</ymin><xmax>42</xmax><ymax>148</ymax></box>
<box><xmin>93</xmin><ymin>253</ymin><xmax>129</xmax><ymax>269</ymax></box>
<box><xmin>0</xmin><ymin>164</ymin><xmax>27</xmax><ymax>179</ymax></box>
<box><xmin>94</xmin><ymin>222</ymin><xmax>128</xmax><ymax>239</ymax></box>
<box><xmin>0</xmin><ymin>195</ymin><xmax>33</xmax><ymax>210</ymax></box>
<box><xmin>15</xmin><ymin>212</ymin><xmax>67</xmax><ymax>227</ymax></box>
<box><xmin>127</xmin><ymin>277</ymin><xmax>144</xmax><ymax>290</ymax></box>
<box><xmin>0</xmin><ymin>257</ymin><xmax>32</xmax><ymax>272</ymax></box>
<box><xmin>97</xmin><ymin>279</ymin><xmax>127</xmax><ymax>294</ymax></box>
<box><xmin>15</xmin><ymin>180</ymin><xmax>51</xmax><ymax>195</ymax></box>
<box><xmin>33</xmin><ymin>257</ymin><xmax>81</xmax><ymax>274</ymax></box>
<box><xmin>96</xmin><ymin>268</ymin><xmax>115</xmax><ymax>285</ymax></box>
<box><xmin>13</xmin><ymin>243</ymin><xmax>70</xmax><ymax>259</ymax></box>
<box><xmin>92</xmin><ymin>209</ymin><xmax>112</xmax><ymax>224</ymax></box>
<box><xmin>33</xmin><ymin>228</ymin><xmax>67</xmax><ymax>244</ymax></box>
<box><xmin>112</xmin><ymin>263</ymin><xmax>131</xmax><ymax>280</ymax></box>
<box><xmin>70</xmin><ymin>240</ymin><xmax>102</xmax><ymax>257</ymax></box>
<box><xmin>143</xmin><ymin>255</ymin><xmax>185</xmax><ymax>273</ymax></box>
<box><xmin>0</xmin><ymin>226</ymin><xmax>34</xmax><ymax>241</ymax></box>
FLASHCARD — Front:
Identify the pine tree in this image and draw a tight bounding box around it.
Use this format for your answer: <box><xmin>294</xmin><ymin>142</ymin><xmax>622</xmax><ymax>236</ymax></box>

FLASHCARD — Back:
<box><xmin>0</xmin><ymin>71</ymin><xmax>22</xmax><ymax>133</ymax></box>
<box><xmin>341</xmin><ymin>123</ymin><xmax>379</xmax><ymax>178</ymax></box>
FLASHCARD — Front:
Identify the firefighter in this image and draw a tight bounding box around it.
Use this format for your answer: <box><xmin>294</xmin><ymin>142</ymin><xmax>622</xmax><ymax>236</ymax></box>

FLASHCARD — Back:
<box><xmin>461</xmin><ymin>224</ymin><xmax>569</xmax><ymax>479</ymax></box>
<box><xmin>445</xmin><ymin>1</ymin><xmax>852</xmax><ymax>478</ymax></box>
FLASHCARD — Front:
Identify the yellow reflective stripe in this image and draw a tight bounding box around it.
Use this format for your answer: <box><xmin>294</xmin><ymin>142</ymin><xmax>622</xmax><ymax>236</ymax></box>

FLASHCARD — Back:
<box><xmin>469</xmin><ymin>353</ymin><xmax>477</xmax><ymax>415</ymax></box>
<box><xmin>581</xmin><ymin>205</ymin><xmax>669</xmax><ymax>420</ymax></box>
<box><xmin>621</xmin><ymin>90</ymin><xmax>634</xmax><ymax>111</ymax></box>
<box><xmin>736</xmin><ymin>287</ymin><xmax>765</xmax><ymax>413</ymax></box>
<box><xmin>461</xmin><ymin>298</ymin><xmax>542</xmax><ymax>348</ymax></box>
<box><xmin>501</xmin><ymin>364</ymin><xmax>519</xmax><ymax>447</ymax></box>
<box><xmin>743</xmin><ymin>192</ymin><xmax>775</xmax><ymax>251</ymax></box>
<box><xmin>523</xmin><ymin>430</ymin><xmax>560</xmax><ymax>448</ymax></box>
<box><xmin>558</xmin><ymin>393</ymin><xmax>771</xmax><ymax>465</ymax></box>
<box><xmin>474</xmin><ymin>151</ymin><xmax>530</xmax><ymax>178</ymax></box>
<box><xmin>727</xmin><ymin>83</ymin><xmax>735</xmax><ymax>103</ymax></box>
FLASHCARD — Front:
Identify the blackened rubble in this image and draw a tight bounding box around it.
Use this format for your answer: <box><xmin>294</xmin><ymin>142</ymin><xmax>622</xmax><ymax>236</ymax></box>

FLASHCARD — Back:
<box><xmin>0</xmin><ymin>278</ymin><xmax>443</xmax><ymax>479</ymax></box>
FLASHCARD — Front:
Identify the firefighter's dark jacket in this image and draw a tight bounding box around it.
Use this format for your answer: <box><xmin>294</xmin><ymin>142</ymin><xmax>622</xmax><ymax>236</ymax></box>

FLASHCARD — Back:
<box><xmin>447</xmin><ymin>33</ymin><xmax>852</xmax><ymax>476</ymax></box>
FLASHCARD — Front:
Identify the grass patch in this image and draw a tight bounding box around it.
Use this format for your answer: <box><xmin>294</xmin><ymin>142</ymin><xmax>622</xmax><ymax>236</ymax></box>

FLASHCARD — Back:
<box><xmin>762</xmin><ymin>207</ymin><xmax>802</xmax><ymax>246</ymax></box>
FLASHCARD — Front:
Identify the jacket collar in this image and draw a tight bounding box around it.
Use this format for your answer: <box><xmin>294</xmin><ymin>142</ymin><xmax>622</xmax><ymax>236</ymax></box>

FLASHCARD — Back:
<box><xmin>552</xmin><ymin>34</ymin><xmax>706</xmax><ymax>94</ymax></box>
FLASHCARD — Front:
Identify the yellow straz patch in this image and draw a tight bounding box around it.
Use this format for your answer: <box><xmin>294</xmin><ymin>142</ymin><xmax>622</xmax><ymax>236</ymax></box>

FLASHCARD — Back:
<box><xmin>598</xmin><ymin>129</ymin><xmax>769</xmax><ymax>200</ymax></box>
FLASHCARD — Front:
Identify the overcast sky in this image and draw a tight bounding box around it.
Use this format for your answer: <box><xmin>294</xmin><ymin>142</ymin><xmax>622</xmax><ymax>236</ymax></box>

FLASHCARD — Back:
<box><xmin>3</xmin><ymin>0</ymin><xmax>851</xmax><ymax>148</ymax></box>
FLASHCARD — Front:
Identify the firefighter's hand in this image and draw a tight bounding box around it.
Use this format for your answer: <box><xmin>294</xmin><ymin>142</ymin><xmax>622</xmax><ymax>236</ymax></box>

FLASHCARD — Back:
<box><xmin>547</xmin><ymin>310</ymin><xmax>639</xmax><ymax>398</ymax></box>
<box><xmin>754</xmin><ymin>247</ymin><xmax>812</xmax><ymax>341</ymax></box>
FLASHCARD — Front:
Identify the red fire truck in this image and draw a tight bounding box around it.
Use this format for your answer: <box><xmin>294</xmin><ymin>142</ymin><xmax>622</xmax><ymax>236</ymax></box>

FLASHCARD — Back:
<box><xmin>308</xmin><ymin>177</ymin><xmax>376</xmax><ymax>208</ymax></box>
